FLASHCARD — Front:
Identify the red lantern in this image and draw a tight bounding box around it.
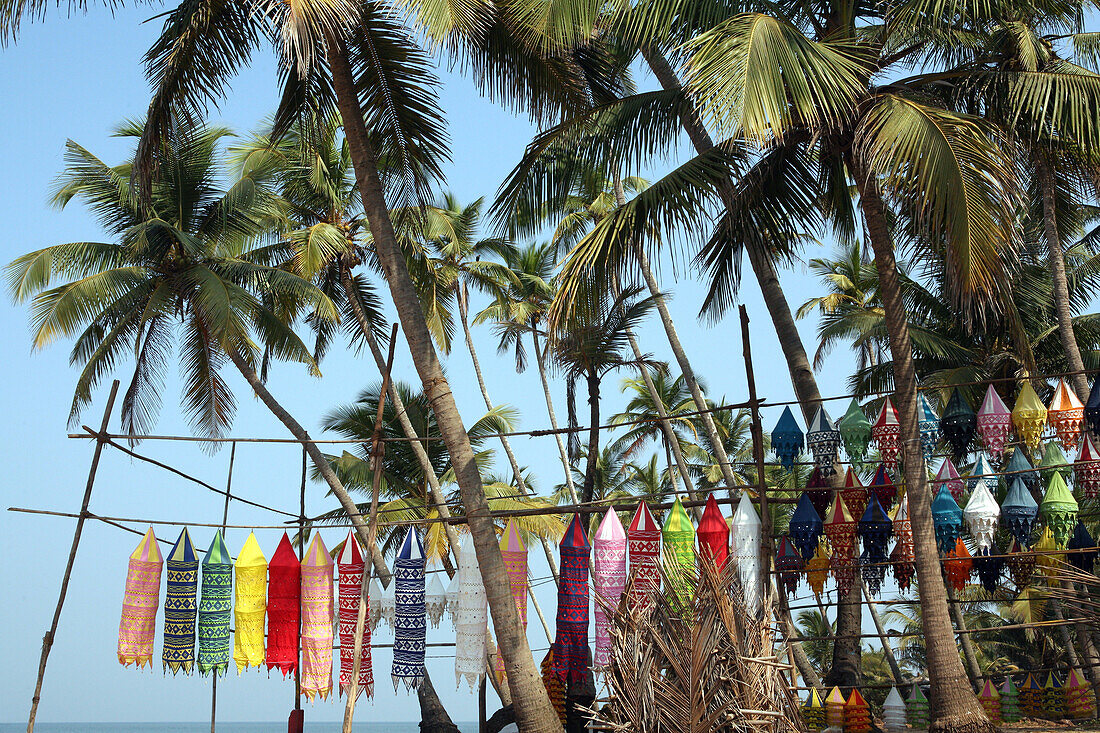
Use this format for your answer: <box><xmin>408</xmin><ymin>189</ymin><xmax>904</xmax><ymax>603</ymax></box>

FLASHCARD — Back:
<box><xmin>841</xmin><ymin>468</ymin><xmax>868</xmax><ymax>522</ymax></box>
<box><xmin>944</xmin><ymin>538</ymin><xmax>973</xmax><ymax>591</ymax></box>
<box><xmin>824</xmin><ymin>495</ymin><xmax>858</xmax><ymax>597</ymax></box>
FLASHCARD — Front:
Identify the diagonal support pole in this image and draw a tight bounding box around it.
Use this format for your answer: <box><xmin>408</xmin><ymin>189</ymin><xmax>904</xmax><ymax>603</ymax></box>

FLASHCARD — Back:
<box><xmin>27</xmin><ymin>380</ymin><xmax>120</xmax><ymax>733</ymax></box>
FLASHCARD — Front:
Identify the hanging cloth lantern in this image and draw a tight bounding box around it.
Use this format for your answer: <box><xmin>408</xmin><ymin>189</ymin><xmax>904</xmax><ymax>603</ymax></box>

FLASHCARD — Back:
<box><xmin>1012</xmin><ymin>382</ymin><xmax>1048</xmax><ymax>452</ymax></box>
<box><xmin>1001</xmin><ymin>676</ymin><xmax>1022</xmax><ymax>722</ymax></box>
<box><xmin>1075</xmin><ymin>434</ymin><xmax>1100</xmax><ymax>499</ymax></box>
<box><xmin>627</xmin><ymin>501</ymin><xmax>661</xmax><ymax>611</ymax></box>
<box><xmin>1049</xmin><ymin>379</ymin><xmax>1085</xmax><ymax>451</ymax></box>
<box><xmin>944</xmin><ymin>538</ymin><xmax>973</xmax><ymax>591</ymax></box>
<box><xmin>1088</xmin><ymin>379</ymin><xmax>1100</xmax><ymax>438</ymax></box>
<box><xmin>732</xmin><ymin>493</ymin><xmax>762</xmax><ymax>614</ymax></box>
<box><xmin>907</xmin><ymin>684</ymin><xmax>930</xmax><ymax>728</ymax></box>
<box><xmin>859</xmin><ymin>495</ymin><xmax>892</xmax><ymax>597</ymax></box>
<box><xmin>1068</xmin><ymin>522</ymin><xmax>1098</xmax><ymax>572</ymax></box>
<box><xmin>776</xmin><ymin>536</ymin><xmax>803</xmax><ymax>596</ymax></box>
<box><xmin>941</xmin><ymin>387</ymin><xmax>977</xmax><ymax>461</ymax></box>
<box><xmin>663</xmin><ymin>497</ymin><xmax>696</xmax><ymax>609</ymax></box>
<box><xmin>1020</xmin><ymin>673</ymin><xmax>1044</xmax><ymax>718</ymax></box>
<box><xmin>337</xmin><ymin>530</ymin><xmax>372</xmax><ymax>700</ymax></box>
<box><xmin>840</xmin><ymin>398</ymin><xmax>873</xmax><ymax>466</ymax></box>
<box><xmin>593</xmin><ymin>508</ymin><xmax>627</xmax><ymax>668</ymax></box>
<box><xmin>425</xmin><ymin>573</ymin><xmax>446</xmax><ymax>629</ymax></box>
<box><xmin>499</xmin><ymin>519</ymin><xmax>528</xmax><ymax>628</ymax></box>
<box><xmin>807</xmin><ymin>406</ymin><xmax>841</xmax><ymax>476</ymax></box>
<box><xmin>380</xmin><ymin>581</ymin><xmax>396</xmax><ymax>628</ymax></box>
<box><xmin>1002</xmin><ymin>477</ymin><xmax>1039</xmax><ymax>547</ymax></box>
<box><xmin>301</xmin><ymin>533</ymin><xmax>334</xmax><ymax>701</ymax></box>
<box><xmin>845</xmin><ymin>687</ymin><xmax>872</xmax><ymax>733</ymax></box>
<box><xmin>443</xmin><ymin>572</ymin><xmax>459</xmax><ymax>628</ymax></box>
<box><xmin>789</xmin><ymin>493</ymin><xmax>824</xmax><ymax>561</ymax></box>
<box><xmin>979</xmin><ymin>679</ymin><xmax>1002</xmax><ymax>724</ymax></box>
<box><xmin>1040</xmin><ymin>472</ymin><xmax>1079</xmax><ymax>548</ymax></box>
<box><xmin>806</xmin><ymin>541</ymin><xmax>832</xmax><ymax>598</ymax></box>
<box><xmin>803</xmin><ymin>687</ymin><xmax>828</xmax><ymax>731</ymax></box>
<box><xmin>860</xmin><ymin>547</ymin><xmax>887</xmax><ymax>597</ymax></box>
<box><xmin>963</xmin><ymin>478</ymin><xmax>1000</xmax><ymax>552</ymax></box>
<box><xmin>391</xmin><ymin>527</ymin><xmax>426</xmax><ymax>692</ymax></box>
<box><xmin>873</xmin><ymin>397</ymin><xmax>903</xmax><ymax>466</ymax></box>
<box><xmin>967</xmin><ymin>453</ymin><xmax>995</xmax><ymax>493</ymax></box>
<box><xmin>806</xmin><ymin>467</ymin><xmax>833</xmax><ymax>519</ymax></box>
<box><xmin>455</xmin><ymin>536</ymin><xmax>486</xmax><ymax>690</ymax></box>
<box><xmin>772</xmin><ymin>406</ymin><xmax>804</xmax><ymax>470</ymax></box>
<box><xmin>117</xmin><ymin>527</ymin><xmax>163</xmax><ymax>669</ymax></box>
<box><xmin>931</xmin><ymin>485</ymin><xmax>964</xmax><ymax>554</ymax></box>
<box><xmin>869</xmin><ymin>463</ymin><xmax>897</xmax><ymax>510</ymax></box>
<box><xmin>825</xmin><ymin>687</ymin><xmax>847</xmax><ymax>729</ymax></box>
<box><xmin>162</xmin><ymin>528</ymin><xmax>198</xmax><ymax>675</ymax></box>
<box><xmin>1067</xmin><ymin>669</ymin><xmax>1097</xmax><ymax>719</ymax></box>
<box><xmin>1005</xmin><ymin>539</ymin><xmax>1036</xmax><ymax>589</ymax></box>
<box><xmin>1039</xmin><ymin>440</ymin><xmax>1072</xmax><ymax>486</ymax></box>
<box><xmin>883</xmin><ymin>688</ymin><xmax>907</xmax><ymax>732</ymax></box>
<box><xmin>1034</xmin><ymin>526</ymin><xmax>1061</xmax><ymax>578</ymax></box>
<box><xmin>891</xmin><ymin>493</ymin><xmax>915</xmax><ymax>590</ymax></box>
<box><xmin>841</xmin><ymin>467</ymin><xmax>868</xmax><ymax>520</ymax></box>
<box><xmin>824</xmin><ymin>494</ymin><xmax>857</xmax><ymax>597</ymax></box>
<box><xmin>369</xmin><ymin>577</ymin><xmax>383</xmax><ymax>630</ymax></box>
<box><xmin>973</xmin><ymin>542</ymin><xmax>1004</xmax><ymax>595</ymax></box>
<box><xmin>918</xmin><ymin>392</ymin><xmax>941</xmax><ymax>460</ymax></box>
<box><xmin>197</xmin><ymin>531</ymin><xmax>232</xmax><ymax>677</ymax></box>
<box><xmin>697</xmin><ymin>494</ymin><xmax>730</xmax><ymax>569</ymax></box>
<box><xmin>1044</xmin><ymin>672</ymin><xmax>1066</xmax><ymax>718</ymax></box>
<box><xmin>934</xmin><ymin>457</ymin><xmax>965</xmax><ymax>501</ymax></box>
<box><xmin>1005</xmin><ymin>447</ymin><xmax>1040</xmax><ymax>495</ymax></box>
<box><xmin>232</xmin><ymin>532</ymin><xmax>267</xmax><ymax>673</ymax></box>
<box><xmin>552</xmin><ymin>514</ymin><xmax>591</xmax><ymax>685</ymax></box>
<box><xmin>978</xmin><ymin>385</ymin><xmax>1013</xmax><ymax>460</ymax></box>
<box><xmin>267</xmin><ymin>531</ymin><xmax>300</xmax><ymax>677</ymax></box>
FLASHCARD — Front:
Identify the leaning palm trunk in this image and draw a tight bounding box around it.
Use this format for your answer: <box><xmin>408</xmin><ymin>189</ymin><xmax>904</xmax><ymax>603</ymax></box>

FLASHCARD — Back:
<box><xmin>638</xmin><ymin>45</ymin><xmax>858</xmax><ymax>689</ymax></box>
<box><xmin>944</xmin><ymin>584</ymin><xmax>982</xmax><ymax>686</ymax></box>
<box><xmin>1036</xmin><ymin>158</ymin><xmax>1090</xmax><ymax>400</ymax></box>
<box><xmin>862</xmin><ymin>580</ymin><xmax>905</xmax><ymax>685</ymax></box>
<box><xmin>325</xmin><ymin>34</ymin><xmax>561</xmax><ymax>732</ymax></box>
<box><xmin>856</xmin><ymin>171</ymin><xmax>993</xmax><ymax>733</ymax></box>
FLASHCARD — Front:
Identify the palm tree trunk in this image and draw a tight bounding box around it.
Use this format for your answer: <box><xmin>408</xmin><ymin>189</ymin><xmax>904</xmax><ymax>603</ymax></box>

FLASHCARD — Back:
<box><xmin>418</xmin><ymin>673</ymin><xmax>461</xmax><ymax>733</ymax></box>
<box><xmin>531</xmin><ymin>330</ymin><xmax>579</xmax><ymax>503</ymax></box>
<box><xmin>325</xmin><ymin>34</ymin><xmax>560</xmax><ymax>733</ymax></box>
<box><xmin>855</xmin><ymin>167</ymin><xmax>992</xmax><ymax>733</ymax></box>
<box><xmin>862</xmin><ymin>580</ymin><xmax>905</xmax><ymax>686</ymax></box>
<box><xmin>637</xmin><ymin>44</ymin><xmax>859</xmax><ymax>688</ymax></box>
<box><xmin>583</xmin><ymin>368</ymin><xmax>600</xmax><ymax>503</ymax></box>
<box><xmin>1036</xmin><ymin>157</ymin><xmax>1089</xmax><ymax>400</ymax></box>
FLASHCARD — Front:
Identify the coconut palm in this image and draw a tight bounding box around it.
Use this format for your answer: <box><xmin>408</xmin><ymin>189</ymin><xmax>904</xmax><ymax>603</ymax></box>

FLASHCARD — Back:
<box><xmin>610</xmin><ymin>369</ymin><xmax>699</xmax><ymax>490</ymax></box>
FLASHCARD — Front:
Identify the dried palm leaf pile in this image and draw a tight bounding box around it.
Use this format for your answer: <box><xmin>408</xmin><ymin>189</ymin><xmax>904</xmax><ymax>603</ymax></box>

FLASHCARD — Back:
<box><xmin>590</xmin><ymin>559</ymin><xmax>806</xmax><ymax>733</ymax></box>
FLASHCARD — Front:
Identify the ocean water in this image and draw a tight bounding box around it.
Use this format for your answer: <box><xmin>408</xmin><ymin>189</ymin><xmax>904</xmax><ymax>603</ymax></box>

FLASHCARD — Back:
<box><xmin>3</xmin><ymin>725</ymin><xmax>479</xmax><ymax>732</ymax></box>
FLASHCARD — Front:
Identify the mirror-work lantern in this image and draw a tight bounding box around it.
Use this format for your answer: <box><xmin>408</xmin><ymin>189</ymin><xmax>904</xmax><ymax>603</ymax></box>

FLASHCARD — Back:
<box><xmin>776</xmin><ymin>536</ymin><xmax>803</xmax><ymax>596</ymax></box>
<box><xmin>839</xmin><ymin>399</ymin><xmax>872</xmax><ymax>467</ymax></box>
<box><xmin>1087</xmin><ymin>379</ymin><xmax>1100</xmax><ymax>438</ymax></box>
<box><xmin>931</xmin><ymin>485</ymin><xmax>963</xmax><ymax>555</ymax></box>
<box><xmin>940</xmin><ymin>387</ymin><xmax>977</xmax><ymax>462</ymax></box>
<box><xmin>872</xmin><ymin>398</ymin><xmax>902</xmax><ymax>467</ymax></box>
<box><xmin>1012</xmin><ymin>382</ymin><xmax>1047</xmax><ymax>453</ymax></box>
<box><xmin>1040</xmin><ymin>473</ymin><xmax>1079</xmax><ymax>549</ymax></box>
<box><xmin>1076</xmin><ymin>435</ymin><xmax>1100</xmax><ymax>499</ymax></box>
<box><xmin>771</xmin><ymin>406</ymin><xmax>804</xmax><ymax>471</ymax></box>
<box><xmin>1049</xmin><ymin>379</ymin><xmax>1085</xmax><ymax>451</ymax></box>
<box><xmin>807</xmin><ymin>406</ymin><xmax>841</xmax><ymax>476</ymax></box>
<box><xmin>890</xmin><ymin>493</ymin><xmax>915</xmax><ymax>590</ymax></box>
<box><xmin>858</xmin><ymin>496</ymin><xmax>892</xmax><ymax>597</ymax></box>
<box><xmin>869</xmin><ymin>464</ymin><xmax>897</xmax><ymax>511</ymax></box>
<box><xmin>978</xmin><ymin>385</ymin><xmax>1013</xmax><ymax>460</ymax></box>
<box><xmin>918</xmin><ymin>393</ymin><xmax>940</xmax><ymax>461</ymax></box>
<box><xmin>1001</xmin><ymin>477</ymin><xmax>1039</xmax><ymax>548</ymax></box>
<box><xmin>963</xmin><ymin>478</ymin><xmax>1000</xmax><ymax>552</ymax></box>
<box><xmin>789</xmin><ymin>493</ymin><xmax>824</xmax><ymax>561</ymax></box>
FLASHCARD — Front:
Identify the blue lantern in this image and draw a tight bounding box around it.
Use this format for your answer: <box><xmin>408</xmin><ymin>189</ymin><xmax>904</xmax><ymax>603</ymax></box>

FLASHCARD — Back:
<box><xmin>1005</xmin><ymin>448</ymin><xmax>1039</xmax><ymax>496</ymax></box>
<box><xmin>776</xmin><ymin>536</ymin><xmax>804</xmax><ymax>596</ymax></box>
<box><xmin>1087</xmin><ymin>379</ymin><xmax>1100</xmax><ymax>438</ymax></box>
<box><xmin>806</xmin><ymin>467</ymin><xmax>832</xmax><ymax>519</ymax></box>
<box><xmin>968</xmin><ymin>453</ymin><xmax>995</xmax><ymax>493</ymax></box>
<box><xmin>806</xmin><ymin>406</ymin><xmax>841</xmax><ymax>476</ymax></box>
<box><xmin>869</xmin><ymin>463</ymin><xmax>897</xmax><ymax>511</ymax></box>
<box><xmin>860</xmin><ymin>548</ymin><xmax>887</xmax><ymax>597</ymax></box>
<box><xmin>772</xmin><ymin>406</ymin><xmax>804</xmax><ymax>471</ymax></box>
<box><xmin>918</xmin><ymin>393</ymin><xmax>940</xmax><ymax>461</ymax></box>
<box><xmin>1001</xmin><ymin>476</ymin><xmax>1039</xmax><ymax>548</ymax></box>
<box><xmin>931</xmin><ymin>486</ymin><xmax>964</xmax><ymax>555</ymax></box>
<box><xmin>789</xmin><ymin>493</ymin><xmax>824</xmax><ymax>561</ymax></box>
<box><xmin>859</xmin><ymin>496</ymin><xmax>892</xmax><ymax>597</ymax></box>
<box><xmin>1068</xmin><ymin>522</ymin><xmax>1098</xmax><ymax>572</ymax></box>
<box><xmin>973</xmin><ymin>546</ymin><xmax>1004</xmax><ymax>595</ymax></box>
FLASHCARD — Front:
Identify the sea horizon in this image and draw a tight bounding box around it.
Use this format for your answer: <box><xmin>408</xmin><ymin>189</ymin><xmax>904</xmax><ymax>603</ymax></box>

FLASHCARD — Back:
<box><xmin>2</xmin><ymin>724</ymin><xmax>480</xmax><ymax>732</ymax></box>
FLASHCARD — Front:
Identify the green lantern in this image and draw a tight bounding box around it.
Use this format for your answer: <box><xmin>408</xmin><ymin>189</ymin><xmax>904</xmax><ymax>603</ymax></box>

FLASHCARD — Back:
<box><xmin>839</xmin><ymin>399</ymin><xmax>872</xmax><ymax>466</ymax></box>
<box><xmin>1040</xmin><ymin>473</ymin><xmax>1079</xmax><ymax>548</ymax></box>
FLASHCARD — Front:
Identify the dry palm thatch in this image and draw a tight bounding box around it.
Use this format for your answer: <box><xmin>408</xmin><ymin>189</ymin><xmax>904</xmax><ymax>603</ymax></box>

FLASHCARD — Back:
<box><xmin>590</xmin><ymin>560</ymin><xmax>806</xmax><ymax>733</ymax></box>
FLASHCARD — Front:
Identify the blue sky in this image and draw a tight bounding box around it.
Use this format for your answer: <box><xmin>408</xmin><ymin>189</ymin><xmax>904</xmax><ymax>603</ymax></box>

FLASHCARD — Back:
<box><xmin>1</xmin><ymin>5</ymin><xmax>865</xmax><ymax>725</ymax></box>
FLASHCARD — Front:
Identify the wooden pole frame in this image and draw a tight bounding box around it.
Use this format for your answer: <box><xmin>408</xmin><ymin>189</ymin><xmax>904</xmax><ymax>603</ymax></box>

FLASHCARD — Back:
<box><xmin>210</xmin><ymin>441</ymin><xmax>236</xmax><ymax>733</ymax></box>
<box><xmin>26</xmin><ymin>379</ymin><xmax>120</xmax><ymax>733</ymax></box>
<box><xmin>739</xmin><ymin>306</ymin><xmax>773</xmax><ymax>616</ymax></box>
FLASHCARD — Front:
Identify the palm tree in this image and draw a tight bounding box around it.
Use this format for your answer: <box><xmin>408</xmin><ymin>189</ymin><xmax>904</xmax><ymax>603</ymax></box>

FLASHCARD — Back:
<box><xmin>610</xmin><ymin>369</ymin><xmax>699</xmax><ymax>492</ymax></box>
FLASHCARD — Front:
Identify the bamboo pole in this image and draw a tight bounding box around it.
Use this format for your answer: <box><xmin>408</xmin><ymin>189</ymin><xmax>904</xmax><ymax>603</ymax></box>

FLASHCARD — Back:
<box><xmin>210</xmin><ymin>442</ymin><xmax>237</xmax><ymax>733</ymax></box>
<box><xmin>740</xmin><ymin>306</ymin><xmax>772</xmax><ymax>615</ymax></box>
<box><xmin>292</xmin><ymin>447</ymin><xmax>306</xmax><ymax>731</ymax></box>
<box><xmin>27</xmin><ymin>379</ymin><xmax>119</xmax><ymax>733</ymax></box>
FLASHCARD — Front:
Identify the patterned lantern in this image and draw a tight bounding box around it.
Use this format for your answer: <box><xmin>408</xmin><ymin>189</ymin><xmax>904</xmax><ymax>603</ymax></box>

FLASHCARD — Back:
<box><xmin>198</xmin><ymin>531</ymin><xmax>233</xmax><ymax>677</ymax></box>
<box><xmin>425</xmin><ymin>572</ymin><xmax>446</xmax><ymax>629</ymax></box>
<box><xmin>891</xmin><ymin>493</ymin><xmax>915</xmax><ymax>591</ymax></box>
<box><xmin>807</xmin><ymin>406</ymin><xmax>841</xmax><ymax>476</ymax></box>
<box><xmin>1041</xmin><ymin>472</ymin><xmax>1079</xmax><ymax>548</ymax></box>
<box><xmin>1069</xmin><ymin>521</ymin><xmax>1098</xmax><ymax>572</ymax></box>
<box><xmin>1043</xmin><ymin>672</ymin><xmax>1066</xmax><ymax>718</ymax></box>
<box><xmin>789</xmin><ymin>493</ymin><xmax>823</xmax><ymax>561</ymax></box>
<box><xmin>369</xmin><ymin>578</ymin><xmax>383</xmax><ymax>630</ymax></box>
<box><xmin>845</xmin><ymin>688</ymin><xmax>871</xmax><ymax>733</ymax></box>
<box><xmin>883</xmin><ymin>688</ymin><xmax>907</xmax><ymax>732</ymax></box>
<box><xmin>806</xmin><ymin>467</ymin><xmax>833</xmax><ymax>519</ymax></box>
<box><xmin>1013</xmin><ymin>382</ymin><xmax>1048</xmax><ymax>452</ymax></box>
<box><xmin>627</xmin><ymin>502</ymin><xmax>661</xmax><ymax>611</ymax></box>
<box><xmin>732</xmin><ymin>493</ymin><xmax>762</xmax><ymax>614</ymax></box>
<box><xmin>944</xmin><ymin>537</ymin><xmax>973</xmax><ymax>591</ymax></box>
<box><xmin>978</xmin><ymin>385</ymin><xmax>1013</xmax><ymax>459</ymax></box>
<box><xmin>663</xmin><ymin>497</ymin><xmax>696</xmax><ymax>609</ymax></box>
<box><xmin>860</xmin><ymin>547</ymin><xmax>886</xmax><ymax>598</ymax></box>
<box><xmin>840</xmin><ymin>398</ymin><xmax>873</xmax><ymax>466</ymax></box>
<box><xmin>931</xmin><ymin>485</ymin><xmax>964</xmax><ymax>554</ymax></box>
<box><xmin>552</xmin><ymin>514</ymin><xmax>591</xmax><ymax>685</ymax></box>
<box><xmin>1034</xmin><ymin>526</ymin><xmax>1060</xmax><ymax>578</ymax></box>
<box><xmin>1067</xmin><ymin>668</ymin><xmax>1097</xmax><ymax>719</ymax></box>
<box><xmin>499</xmin><ymin>519</ymin><xmax>528</xmax><ymax>628</ymax></box>
<box><xmin>1006</xmin><ymin>447</ymin><xmax>1040</xmax><ymax>495</ymax></box>
<box><xmin>1001</xmin><ymin>676</ymin><xmax>1021</xmax><ymax>722</ymax></box>
<box><xmin>337</xmin><ymin>530</ymin><xmax>372</xmax><ymax>700</ymax></box>
<box><xmin>162</xmin><ymin>528</ymin><xmax>198</xmax><ymax>675</ymax></box>
<box><xmin>824</xmin><ymin>494</ymin><xmax>857</xmax><ymax>597</ymax></box>
<box><xmin>697</xmin><ymin>494</ymin><xmax>729</xmax><ymax>569</ymax></box>
<box><xmin>873</xmin><ymin>397</ymin><xmax>903</xmax><ymax>466</ymax></box>
<box><xmin>842</xmin><ymin>467</ymin><xmax>869</xmax><ymax>520</ymax></box>
<box><xmin>391</xmin><ymin>528</ymin><xmax>426</xmax><ymax>692</ymax></box>
<box><xmin>1005</xmin><ymin>539</ymin><xmax>1035</xmax><ymax>589</ymax></box>
<box><xmin>968</xmin><ymin>453</ymin><xmax>995</xmax><ymax>493</ymax></box>
<box><xmin>964</xmin><ymin>478</ymin><xmax>1000</xmax><ymax>551</ymax></box>
<box><xmin>380</xmin><ymin>579</ymin><xmax>395</xmax><ymax>629</ymax></box>
<box><xmin>772</xmin><ymin>406</ymin><xmax>804</xmax><ymax>470</ymax></box>
<box><xmin>869</xmin><ymin>463</ymin><xmax>897</xmax><ymax>510</ymax></box>
<box><xmin>934</xmin><ymin>457</ymin><xmax>965</xmax><ymax>501</ymax></box>
<box><xmin>267</xmin><ymin>532</ymin><xmax>300</xmax><ymax>677</ymax></box>
<box><xmin>1002</xmin><ymin>477</ymin><xmax>1039</xmax><ymax>547</ymax></box>
<box><xmin>301</xmin><ymin>534</ymin><xmax>334</xmax><ymax>701</ymax></box>
<box><xmin>858</xmin><ymin>495</ymin><xmax>892</xmax><ymax>583</ymax></box>
<box><xmin>941</xmin><ymin>387</ymin><xmax>977</xmax><ymax>460</ymax></box>
<box><xmin>907</xmin><ymin>684</ymin><xmax>930</xmax><ymax>728</ymax></box>
<box><xmin>1050</xmin><ymin>379</ymin><xmax>1085</xmax><ymax>450</ymax></box>
<box><xmin>1088</xmin><ymin>379</ymin><xmax>1100</xmax><ymax>437</ymax></box>
<box><xmin>973</xmin><ymin>543</ymin><xmax>1004</xmax><ymax>594</ymax></box>
<box><xmin>593</xmin><ymin>508</ymin><xmax>627</xmax><ymax>668</ymax></box>
<box><xmin>825</xmin><ymin>686</ymin><xmax>847</xmax><ymax>729</ymax></box>
<box><xmin>455</xmin><ymin>536</ymin><xmax>486</xmax><ymax>690</ymax></box>
<box><xmin>776</xmin><ymin>536</ymin><xmax>803</xmax><ymax>596</ymax></box>
<box><xmin>805</xmin><ymin>540</ymin><xmax>832</xmax><ymax>598</ymax></box>
<box><xmin>1040</xmin><ymin>440</ymin><xmax>1072</xmax><ymax>486</ymax></box>
<box><xmin>232</xmin><ymin>532</ymin><xmax>266</xmax><ymax>673</ymax></box>
<box><xmin>117</xmin><ymin>527</ymin><xmax>163</xmax><ymax>669</ymax></box>
<box><xmin>1075</xmin><ymin>434</ymin><xmax>1100</xmax><ymax>499</ymax></box>
<box><xmin>802</xmin><ymin>687</ymin><xmax>827</xmax><ymax>731</ymax></box>
<box><xmin>979</xmin><ymin>679</ymin><xmax>1002</xmax><ymax>724</ymax></box>
<box><xmin>918</xmin><ymin>392</ymin><xmax>941</xmax><ymax>460</ymax></box>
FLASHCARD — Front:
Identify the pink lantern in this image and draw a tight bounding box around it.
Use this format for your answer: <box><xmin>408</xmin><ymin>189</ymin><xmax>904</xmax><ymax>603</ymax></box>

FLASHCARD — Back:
<box><xmin>1076</xmin><ymin>434</ymin><xmax>1100</xmax><ymax>499</ymax></box>
<box><xmin>872</xmin><ymin>398</ymin><xmax>902</xmax><ymax>466</ymax></box>
<box><xmin>977</xmin><ymin>385</ymin><xmax>1012</xmax><ymax>459</ymax></box>
<box><xmin>934</xmin><ymin>458</ymin><xmax>966</xmax><ymax>501</ymax></box>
